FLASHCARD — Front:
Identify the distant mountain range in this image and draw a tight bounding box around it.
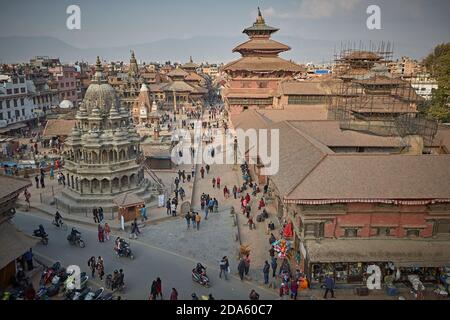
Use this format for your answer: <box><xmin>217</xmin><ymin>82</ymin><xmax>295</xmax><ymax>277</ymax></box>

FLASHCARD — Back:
<box><xmin>0</xmin><ymin>35</ymin><xmax>433</xmax><ymax>65</ymax></box>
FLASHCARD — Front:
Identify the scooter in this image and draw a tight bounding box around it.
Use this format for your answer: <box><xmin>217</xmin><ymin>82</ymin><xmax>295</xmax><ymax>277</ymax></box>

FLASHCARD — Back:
<box><xmin>192</xmin><ymin>269</ymin><xmax>210</xmax><ymax>288</ymax></box>
<box><xmin>71</xmin><ymin>287</ymin><xmax>91</xmax><ymax>300</ymax></box>
<box><xmin>85</xmin><ymin>287</ymin><xmax>104</xmax><ymax>300</ymax></box>
<box><xmin>40</xmin><ymin>262</ymin><xmax>62</xmax><ymax>285</ymax></box>
<box><xmin>115</xmin><ymin>244</ymin><xmax>134</xmax><ymax>260</ymax></box>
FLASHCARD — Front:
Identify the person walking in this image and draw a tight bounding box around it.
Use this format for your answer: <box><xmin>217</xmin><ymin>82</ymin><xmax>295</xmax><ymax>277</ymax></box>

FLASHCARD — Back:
<box><xmin>185</xmin><ymin>211</ymin><xmax>191</xmax><ymax>229</ymax></box>
<box><xmin>40</xmin><ymin>175</ymin><xmax>45</xmax><ymax>188</ymax></box>
<box><xmin>212</xmin><ymin>177</ymin><xmax>216</xmax><ymax>189</ymax></box>
<box><xmin>140</xmin><ymin>205</ymin><xmax>148</xmax><ymax>222</ymax></box>
<box><xmin>290</xmin><ymin>278</ymin><xmax>299</xmax><ymax>300</ymax></box>
<box><xmin>213</xmin><ymin>198</ymin><xmax>219</xmax><ymax>213</ymax></box>
<box><xmin>200</xmin><ymin>166</ymin><xmax>205</xmax><ymax>179</ymax></box>
<box><xmin>171</xmin><ymin>202</ymin><xmax>177</xmax><ymax>217</ymax></box>
<box><xmin>191</xmin><ymin>166</ymin><xmax>195</xmax><ymax>178</ymax></box>
<box><xmin>23</xmin><ymin>249</ymin><xmax>34</xmax><ymax>271</ymax></box>
<box><xmin>98</xmin><ymin>223</ymin><xmax>104</xmax><ymax>242</ymax></box>
<box><xmin>223</xmin><ymin>186</ymin><xmax>229</xmax><ymax>199</ymax></box>
<box><xmin>237</xmin><ymin>258</ymin><xmax>246</xmax><ymax>281</ymax></box>
<box><xmin>205</xmin><ymin>164</ymin><xmax>210</xmax><ymax>174</ymax></box>
<box><xmin>149</xmin><ymin>281</ymin><xmax>158</xmax><ymax>300</ymax></box>
<box><xmin>104</xmin><ymin>223</ymin><xmax>111</xmax><ymax>241</ymax></box>
<box><xmin>156</xmin><ymin>277</ymin><xmax>163</xmax><ymax>300</ymax></box>
<box><xmin>191</xmin><ymin>212</ymin><xmax>197</xmax><ymax>229</ymax></box>
<box><xmin>204</xmin><ymin>204</ymin><xmax>209</xmax><ymax>220</ymax></box>
<box><xmin>34</xmin><ymin>175</ymin><xmax>39</xmax><ymax>189</ymax></box>
<box><xmin>323</xmin><ymin>274</ymin><xmax>336</xmax><ymax>299</ymax></box>
<box><xmin>97</xmin><ymin>256</ymin><xmax>105</xmax><ymax>280</ymax></box>
<box><xmin>271</xmin><ymin>258</ymin><xmax>278</xmax><ymax>278</ymax></box>
<box><xmin>88</xmin><ymin>256</ymin><xmax>96</xmax><ymax>278</ymax></box>
<box><xmin>98</xmin><ymin>207</ymin><xmax>104</xmax><ymax>222</ymax></box>
<box><xmin>244</xmin><ymin>254</ymin><xmax>251</xmax><ymax>277</ymax></box>
<box><xmin>219</xmin><ymin>256</ymin><xmax>229</xmax><ymax>280</ymax></box>
<box><xmin>93</xmin><ymin>208</ymin><xmax>99</xmax><ymax>223</ymax></box>
<box><xmin>232</xmin><ymin>185</ymin><xmax>237</xmax><ymax>199</ymax></box>
<box><xmin>280</xmin><ymin>282</ymin><xmax>289</xmax><ymax>300</ymax></box>
<box><xmin>195</xmin><ymin>213</ymin><xmax>201</xmax><ymax>230</ymax></box>
<box><xmin>170</xmin><ymin>288</ymin><xmax>178</xmax><ymax>300</ymax></box>
<box><xmin>216</xmin><ymin>177</ymin><xmax>221</xmax><ymax>189</ymax></box>
<box><xmin>179</xmin><ymin>186</ymin><xmax>185</xmax><ymax>201</ymax></box>
<box><xmin>263</xmin><ymin>261</ymin><xmax>270</xmax><ymax>285</ymax></box>
<box><xmin>166</xmin><ymin>199</ymin><xmax>171</xmax><ymax>215</ymax></box>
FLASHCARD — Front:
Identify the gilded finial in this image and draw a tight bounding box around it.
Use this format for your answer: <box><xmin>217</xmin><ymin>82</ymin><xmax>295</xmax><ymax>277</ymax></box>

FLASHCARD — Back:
<box><xmin>256</xmin><ymin>7</ymin><xmax>265</xmax><ymax>24</ymax></box>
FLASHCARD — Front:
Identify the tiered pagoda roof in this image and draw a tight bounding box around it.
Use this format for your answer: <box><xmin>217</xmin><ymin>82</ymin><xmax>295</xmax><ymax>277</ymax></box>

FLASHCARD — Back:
<box><xmin>223</xmin><ymin>7</ymin><xmax>303</xmax><ymax>74</ymax></box>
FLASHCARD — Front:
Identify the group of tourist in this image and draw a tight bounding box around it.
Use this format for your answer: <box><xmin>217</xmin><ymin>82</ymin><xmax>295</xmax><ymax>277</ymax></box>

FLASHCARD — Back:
<box><xmin>184</xmin><ymin>211</ymin><xmax>202</xmax><ymax>230</ymax></box>
<box><xmin>200</xmin><ymin>193</ymin><xmax>219</xmax><ymax>219</ymax></box>
<box><xmin>87</xmin><ymin>256</ymin><xmax>105</xmax><ymax>280</ymax></box>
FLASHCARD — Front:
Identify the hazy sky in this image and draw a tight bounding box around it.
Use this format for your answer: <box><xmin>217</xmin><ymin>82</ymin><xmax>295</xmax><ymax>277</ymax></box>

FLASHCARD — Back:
<box><xmin>0</xmin><ymin>0</ymin><xmax>449</xmax><ymax>50</ymax></box>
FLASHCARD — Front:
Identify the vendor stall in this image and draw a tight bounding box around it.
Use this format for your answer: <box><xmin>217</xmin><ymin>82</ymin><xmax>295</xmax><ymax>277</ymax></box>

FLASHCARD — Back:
<box><xmin>114</xmin><ymin>193</ymin><xmax>145</xmax><ymax>223</ymax></box>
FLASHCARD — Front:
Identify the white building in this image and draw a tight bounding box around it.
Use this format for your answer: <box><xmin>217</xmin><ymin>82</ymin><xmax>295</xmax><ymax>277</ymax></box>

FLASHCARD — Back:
<box><xmin>410</xmin><ymin>73</ymin><xmax>438</xmax><ymax>100</ymax></box>
<box><xmin>0</xmin><ymin>74</ymin><xmax>37</xmax><ymax>131</ymax></box>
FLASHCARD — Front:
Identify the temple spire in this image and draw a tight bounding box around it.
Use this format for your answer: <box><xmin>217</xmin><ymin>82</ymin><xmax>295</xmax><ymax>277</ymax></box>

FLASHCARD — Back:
<box><xmin>95</xmin><ymin>56</ymin><xmax>102</xmax><ymax>72</ymax></box>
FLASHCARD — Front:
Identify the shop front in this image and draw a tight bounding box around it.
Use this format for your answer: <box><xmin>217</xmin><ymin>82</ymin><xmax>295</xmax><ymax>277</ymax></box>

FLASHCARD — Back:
<box><xmin>305</xmin><ymin>239</ymin><xmax>450</xmax><ymax>288</ymax></box>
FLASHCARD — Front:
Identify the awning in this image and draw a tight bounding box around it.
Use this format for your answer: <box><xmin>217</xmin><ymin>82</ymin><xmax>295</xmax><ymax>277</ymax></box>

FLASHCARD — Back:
<box><xmin>305</xmin><ymin>239</ymin><xmax>450</xmax><ymax>268</ymax></box>
<box><xmin>114</xmin><ymin>193</ymin><xmax>144</xmax><ymax>208</ymax></box>
<box><xmin>0</xmin><ymin>122</ymin><xmax>27</xmax><ymax>134</ymax></box>
<box><xmin>0</xmin><ymin>222</ymin><xmax>39</xmax><ymax>270</ymax></box>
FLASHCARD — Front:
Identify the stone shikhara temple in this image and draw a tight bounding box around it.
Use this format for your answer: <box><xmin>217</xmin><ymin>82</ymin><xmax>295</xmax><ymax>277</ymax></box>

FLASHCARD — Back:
<box><xmin>55</xmin><ymin>57</ymin><xmax>154</xmax><ymax>217</ymax></box>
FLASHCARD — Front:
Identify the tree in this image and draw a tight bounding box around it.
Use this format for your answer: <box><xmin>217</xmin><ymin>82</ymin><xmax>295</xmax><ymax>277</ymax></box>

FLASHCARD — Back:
<box><xmin>423</xmin><ymin>43</ymin><xmax>450</xmax><ymax>122</ymax></box>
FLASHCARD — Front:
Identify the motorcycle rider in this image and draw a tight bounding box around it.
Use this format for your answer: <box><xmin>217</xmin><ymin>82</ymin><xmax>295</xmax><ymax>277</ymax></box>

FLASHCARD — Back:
<box><xmin>33</xmin><ymin>224</ymin><xmax>46</xmax><ymax>238</ymax></box>
<box><xmin>69</xmin><ymin>227</ymin><xmax>81</xmax><ymax>242</ymax></box>
<box><xmin>54</xmin><ymin>211</ymin><xmax>62</xmax><ymax>227</ymax></box>
<box><xmin>194</xmin><ymin>263</ymin><xmax>206</xmax><ymax>276</ymax></box>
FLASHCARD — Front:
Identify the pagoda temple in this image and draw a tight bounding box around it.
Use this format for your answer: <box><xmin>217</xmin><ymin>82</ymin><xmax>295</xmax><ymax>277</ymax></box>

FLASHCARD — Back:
<box><xmin>222</xmin><ymin>8</ymin><xmax>304</xmax><ymax>114</ymax></box>
<box><xmin>55</xmin><ymin>57</ymin><xmax>154</xmax><ymax>217</ymax></box>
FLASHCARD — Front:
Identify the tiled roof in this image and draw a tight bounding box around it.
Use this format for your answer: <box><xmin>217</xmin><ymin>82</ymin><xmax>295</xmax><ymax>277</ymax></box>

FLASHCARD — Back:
<box><xmin>222</xmin><ymin>56</ymin><xmax>304</xmax><ymax>73</ymax></box>
<box><xmin>42</xmin><ymin>119</ymin><xmax>76</xmax><ymax>138</ymax></box>
<box><xmin>0</xmin><ymin>175</ymin><xmax>31</xmax><ymax>200</ymax></box>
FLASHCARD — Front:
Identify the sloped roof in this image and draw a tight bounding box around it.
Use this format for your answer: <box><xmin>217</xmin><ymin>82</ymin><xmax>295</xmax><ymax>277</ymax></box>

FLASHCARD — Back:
<box><xmin>42</xmin><ymin>119</ymin><xmax>77</xmax><ymax>138</ymax></box>
<box><xmin>306</xmin><ymin>239</ymin><xmax>450</xmax><ymax>266</ymax></box>
<box><xmin>114</xmin><ymin>192</ymin><xmax>144</xmax><ymax>207</ymax></box>
<box><xmin>233</xmin><ymin>38</ymin><xmax>290</xmax><ymax>53</ymax></box>
<box><xmin>257</xmin><ymin>106</ymin><xmax>329</xmax><ymax>121</ymax></box>
<box><xmin>0</xmin><ymin>175</ymin><xmax>31</xmax><ymax>200</ymax></box>
<box><xmin>266</xmin><ymin>121</ymin><xmax>331</xmax><ymax>196</ymax></box>
<box><xmin>288</xmin><ymin>121</ymin><xmax>405</xmax><ymax>147</ymax></box>
<box><xmin>0</xmin><ymin>222</ymin><xmax>39</xmax><ymax>270</ymax></box>
<box><xmin>222</xmin><ymin>56</ymin><xmax>304</xmax><ymax>73</ymax></box>
<box><xmin>185</xmin><ymin>72</ymin><xmax>204</xmax><ymax>82</ymax></box>
<box><xmin>160</xmin><ymin>80</ymin><xmax>195</xmax><ymax>92</ymax></box>
<box><xmin>230</xmin><ymin>109</ymin><xmax>271</xmax><ymax>131</ymax></box>
<box><xmin>285</xmin><ymin>154</ymin><xmax>450</xmax><ymax>201</ymax></box>
<box><xmin>167</xmin><ymin>68</ymin><xmax>189</xmax><ymax>78</ymax></box>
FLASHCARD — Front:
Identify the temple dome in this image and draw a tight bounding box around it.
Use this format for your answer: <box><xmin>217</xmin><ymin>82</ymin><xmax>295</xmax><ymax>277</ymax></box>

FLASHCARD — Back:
<box><xmin>83</xmin><ymin>82</ymin><xmax>120</xmax><ymax>115</ymax></box>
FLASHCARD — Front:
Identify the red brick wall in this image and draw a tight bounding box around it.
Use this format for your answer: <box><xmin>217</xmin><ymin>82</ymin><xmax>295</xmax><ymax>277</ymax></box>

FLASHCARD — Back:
<box><xmin>320</xmin><ymin>203</ymin><xmax>434</xmax><ymax>239</ymax></box>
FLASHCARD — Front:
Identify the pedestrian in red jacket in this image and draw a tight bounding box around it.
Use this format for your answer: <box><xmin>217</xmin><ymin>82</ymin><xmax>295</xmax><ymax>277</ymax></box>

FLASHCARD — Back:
<box><xmin>170</xmin><ymin>288</ymin><xmax>178</xmax><ymax>300</ymax></box>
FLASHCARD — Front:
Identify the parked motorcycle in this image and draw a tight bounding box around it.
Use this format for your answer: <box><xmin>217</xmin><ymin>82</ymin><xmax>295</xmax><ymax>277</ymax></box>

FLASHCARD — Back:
<box><xmin>85</xmin><ymin>287</ymin><xmax>104</xmax><ymax>300</ymax></box>
<box><xmin>40</xmin><ymin>262</ymin><xmax>62</xmax><ymax>286</ymax></box>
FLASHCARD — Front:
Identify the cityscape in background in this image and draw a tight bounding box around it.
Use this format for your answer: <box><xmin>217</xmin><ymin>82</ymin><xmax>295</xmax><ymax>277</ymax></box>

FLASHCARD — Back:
<box><xmin>0</xmin><ymin>0</ymin><xmax>449</xmax><ymax>303</ymax></box>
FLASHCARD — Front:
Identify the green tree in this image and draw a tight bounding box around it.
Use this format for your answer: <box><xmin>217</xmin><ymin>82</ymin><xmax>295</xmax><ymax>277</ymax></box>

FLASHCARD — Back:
<box><xmin>423</xmin><ymin>43</ymin><xmax>450</xmax><ymax>122</ymax></box>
